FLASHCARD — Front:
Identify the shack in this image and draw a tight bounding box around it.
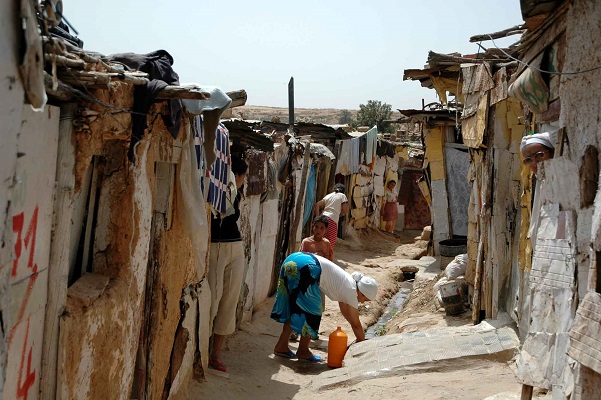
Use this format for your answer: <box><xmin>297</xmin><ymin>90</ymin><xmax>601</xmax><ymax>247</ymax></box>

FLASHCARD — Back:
<box><xmin>0</xmin><ymin>3</ymin><xmax>262</xmax><ymax>399</ymax></box>
<box><xmin>403</xmin><ymin>1</ymin><xmax>601</xmax><ymax>398</ymax></box>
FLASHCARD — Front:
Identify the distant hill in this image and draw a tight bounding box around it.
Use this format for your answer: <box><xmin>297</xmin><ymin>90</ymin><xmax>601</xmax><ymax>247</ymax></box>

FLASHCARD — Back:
<box><xmin>232</xmin><ymin>105</ymin><xmax>402</xmax><ymax>126</ymax></box>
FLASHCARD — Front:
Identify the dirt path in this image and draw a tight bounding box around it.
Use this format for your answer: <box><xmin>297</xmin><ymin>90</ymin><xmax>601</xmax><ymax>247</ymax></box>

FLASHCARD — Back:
<box><xmin>181</xmin><ymin>230</ymin><xmax>524</xmax><ymax>400</ymax></box>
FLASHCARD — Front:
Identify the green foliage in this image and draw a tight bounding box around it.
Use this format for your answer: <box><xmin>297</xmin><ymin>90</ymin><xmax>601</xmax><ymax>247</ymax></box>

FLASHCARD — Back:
<box><xmin>357</xmin><ymin>100</ymin><xmax>394</xmax><ymax>133</ymax></box>
<box><xmin>338</xmin><ymin>109</ymin><xmax>353</xmax><ymax>124</ymax></box>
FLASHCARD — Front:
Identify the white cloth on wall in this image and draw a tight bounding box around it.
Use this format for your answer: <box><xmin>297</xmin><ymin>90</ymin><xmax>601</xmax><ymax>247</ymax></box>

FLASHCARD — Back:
<box><xmin>335</xmin><ymin>140</ymin><xmax>352</xmax><ymax>175</ymax></box>
<box><xmin>365</xmin><ymin>126</ymin><xmax>378</xmax><ymax>164</ymax></box>
<box><xmin>444</xmin><ymin>147</ymin><xmax>470</xmax><ymax>236</ymax></box>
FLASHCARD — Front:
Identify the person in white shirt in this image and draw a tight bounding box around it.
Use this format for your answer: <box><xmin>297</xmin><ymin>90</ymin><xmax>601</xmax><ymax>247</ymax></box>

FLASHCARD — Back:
<box><xmin>271</xmin><ymin>252</ymin><xmax>377</xmax><ymax>362</ymax></box>
<box><xmin>314</xmin><ymin>183</ymin><xmax>348</xmax><ymax>254</ymax></box>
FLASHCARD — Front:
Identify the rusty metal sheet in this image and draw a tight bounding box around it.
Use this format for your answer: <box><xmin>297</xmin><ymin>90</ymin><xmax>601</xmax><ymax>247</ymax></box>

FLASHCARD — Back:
<box><xmin>462</xmin><ymin>94</ymin><xmax>488</xmax><ymax>148</ymax></box>
<box><xmin>490</xmin><ymin>67</ymin><xmax>508</xmax><ymax>105</ymax></box>
<box><xmin>462</xmin><ymin>63</ymin><xmax>495</xmax><ymax>95</ymax></box>
<box><xmin>246</xmin><ymin>150</ymin><xmax>267</xmax><ymax>196</ymax></box>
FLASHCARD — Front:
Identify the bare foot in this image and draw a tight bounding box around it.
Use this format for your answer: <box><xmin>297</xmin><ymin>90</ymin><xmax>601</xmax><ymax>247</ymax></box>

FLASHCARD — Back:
<box><xmin>274</xmin><ymin>346</ymin><xmax>292</xmax><ymax>354</ymax></box>
<box><xmin>295</xmin><ymin>349</ymin><xmax>314</xmax><ymax>360</ymax></box>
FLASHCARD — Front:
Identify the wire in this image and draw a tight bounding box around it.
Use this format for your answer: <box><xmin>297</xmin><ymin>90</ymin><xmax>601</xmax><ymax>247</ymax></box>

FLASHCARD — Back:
<box><xmin>487</xmin><ymin>34</ymin><xmax>601</xmax><ymax>75</ymax></box>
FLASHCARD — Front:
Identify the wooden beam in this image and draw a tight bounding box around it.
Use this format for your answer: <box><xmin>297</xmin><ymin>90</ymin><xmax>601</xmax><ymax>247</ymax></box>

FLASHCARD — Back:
<box><xmin>226</xmin><ymin>90</ymin><xmax>247</xmax><ymax>108</ymax></box>
<box><xmin>45</xmin><ymin>53</ymin><xmax>86</xmax><ymax>69</ymax></box>
<box><xmin>156</xmin><ymin>86</ymin><xmax>211</xmax><ymax>100</ymax></box>
<box><xmin>40</xmin><ymin>103</ymin><xmax>77</xmax><ymax>400</ymax></box>
<box><xmin>469</xmin><ymin>25</ymin><xmax>526</xmax><ymax>43</ymax></box>
<box><xmin>81</xmin><ymin>156</ymin><xmax>100</xmax><ymax>276</ymax></box>
<box><xmin>44</xmin><ymin>71</ymin><xmax>75</xmax><ymax>102</ymax></box>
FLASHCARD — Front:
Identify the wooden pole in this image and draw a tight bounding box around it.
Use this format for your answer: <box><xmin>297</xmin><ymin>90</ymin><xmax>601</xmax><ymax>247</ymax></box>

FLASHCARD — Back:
<box><xmin>472</xmin><ymin>218</ymin><xmax>486</xmax><ymax>324</ymax></box>
<box><xmin>40</xmin><ymin>103</ymin><xmax>77</xmax><ymax>400</ymax></box>
<box><xmin>520</xmin><ymin>384</ymin><xmax>534</xmax><ymax>400</ymax></box>
<box><xmin>288</xmin><ymin>77</ymin><xmax>294</xmax><ymax>129</ymax></box>
<box><xmin>469</xmin><ymin>25</ymin><xmax>525</xmax><ymax>42</ymax></box>
<box><xmin>226</xmin><ymin>90</ymin><xmax>248</xmax><ymax>108</ymax></box>
<box><xmin>156</xmin><ymin>86</ymin><xmax>211</xmax><ymax>100</ymax></box>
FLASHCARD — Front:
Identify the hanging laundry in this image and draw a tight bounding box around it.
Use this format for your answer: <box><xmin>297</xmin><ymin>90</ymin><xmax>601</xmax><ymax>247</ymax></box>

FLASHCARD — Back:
<box><xmin>335</xmin><ymin>140</ymin><xmax>352</xmax><ymax>175</ymax></box>
<box><xmin>193</xmin><ymin>115</ymin><xmax>209</xmax><ymax>196</ymax></box>
<box><xmin>350</xmin><ymin>137</ymin><xmax>361</xmax><ymax>174</ymax></box>
<box><xmin>207</xmin><ymin>123</ymin><xmax>231</xmax><ymax>215</ymax></box>
<box><xmin>365</xmin><ymin>126</ymin><xmax>378</xmax><ymax>164</ymax></box>
<box><xmin>181</xmin><ymin>85</ymin><xmax>232</xmax><ymax>115</ymax></box>
<box><xmin>181</xmin><ymin>85</ymin><xmax>232</xmax><ymax>169</ymax></box>
<box><xmin>359</xmin><ymin>135</ymin><xmax>367</xmax><ymax>164</ymax></box>
<box><xmin>104</xmin><ymin>50</ymin><xmax>182</xmax><ymax>162</ymax></box>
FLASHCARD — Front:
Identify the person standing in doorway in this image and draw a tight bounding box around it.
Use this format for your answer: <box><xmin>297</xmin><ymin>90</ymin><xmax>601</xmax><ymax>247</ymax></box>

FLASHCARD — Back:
<box><xmin>382</xmin><ymin>179</ymin><xmax>398</xmax><ymax>234</ymax></box>
<box><xmin>520</xmin><ymin>132</ymin><xmax>555</xmax><ymax>247</ymax></box>
<box><xmin>314</xmin><ymin>183</ymin><xmax>348</xmax><ymax>254</ymax></box>
<box><xmin>207</xmin><ymin>155</ymin><xmax>248</xmax><ymax>373</ymax></box>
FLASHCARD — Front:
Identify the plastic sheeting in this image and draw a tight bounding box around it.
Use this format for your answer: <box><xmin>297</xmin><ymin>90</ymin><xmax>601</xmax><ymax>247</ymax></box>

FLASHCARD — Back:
<box><xmin>303</xmin><ymin>164</ymin><xmax>316</xmax><ymax>227</ymax></box>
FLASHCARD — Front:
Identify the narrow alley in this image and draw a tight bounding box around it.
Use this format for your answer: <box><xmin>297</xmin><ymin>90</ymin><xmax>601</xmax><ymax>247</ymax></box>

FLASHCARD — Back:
<box><xmin>1</xmin><ymin>1</ymin><xmax>601</xmax><ymax>400</ymax></box>
<box><xmin>185</xmin><ymin>230</ymin><xmax>529</xmax><ymax>400</ymax></box>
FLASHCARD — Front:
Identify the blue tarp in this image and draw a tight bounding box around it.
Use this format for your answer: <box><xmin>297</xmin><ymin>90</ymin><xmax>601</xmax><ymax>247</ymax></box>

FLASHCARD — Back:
<box><xmin>303</xmin><ymin>164</ymin><xmax>316</xmax><ymax>227</ymax></box>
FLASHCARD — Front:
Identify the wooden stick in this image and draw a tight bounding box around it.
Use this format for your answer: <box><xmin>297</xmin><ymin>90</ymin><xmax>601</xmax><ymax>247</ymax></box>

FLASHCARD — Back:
<box><xmin>469</xmin><ymin>25</ymin><xmax>525</xmax><ymax>43</ymax></box>
<box><xmin>472</xmin><ymin>219</ymin><xmax>486</xmax><ymax>324</ymax></box>
<box><xmin>520</xmin><ymin>384</ymin><xmax>533</xmax><ymax>400</ymax></box>
<box><xmin>156</xmin><ymin>86</ymin><xmax>211</xmax><ymax>100</ymax></box>
<box><xmin>226</xmin><ymin>90</ymin><xmax>248</xmax><ymax>108</ymax></box>
<box><xmin>44</xmin><ymin>71</ymin><xmax>75</xmax><ymax>101</ymax></box>
<box><xmin>40</xmin><ymin>103</ymin><xmax>77</xmax><ymax>400</ymax></box>
<box><xmin>45</xmin><ymin>53</ymin><xmax>86</xmax><ymax>69</ymax></box>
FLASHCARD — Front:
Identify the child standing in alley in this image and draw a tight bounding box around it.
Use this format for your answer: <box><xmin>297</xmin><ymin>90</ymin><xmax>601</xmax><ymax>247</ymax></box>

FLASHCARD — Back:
<box><xmin>291</xmin><ymin>215</ymin><xmax>334</xmax><ymax>342</ymax></box>
<box><xmin>300</xmin><ymin>215</ymin><xmax>334</xmax><ymax>261</ymax></box>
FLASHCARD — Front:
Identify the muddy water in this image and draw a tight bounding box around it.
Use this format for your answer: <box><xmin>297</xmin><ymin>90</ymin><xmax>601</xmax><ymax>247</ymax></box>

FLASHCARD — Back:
<box><xmin>365</xmin><ymin>280</ymin><xmax>414</xmax><ymax>338</ymax></box>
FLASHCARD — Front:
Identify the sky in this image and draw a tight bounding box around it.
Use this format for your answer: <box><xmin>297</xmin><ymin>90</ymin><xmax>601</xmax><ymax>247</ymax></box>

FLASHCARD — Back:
<box><xmin>65</xmin><ymin>0</ymin><xmax>522</xmax><ymax>110</ymax></box>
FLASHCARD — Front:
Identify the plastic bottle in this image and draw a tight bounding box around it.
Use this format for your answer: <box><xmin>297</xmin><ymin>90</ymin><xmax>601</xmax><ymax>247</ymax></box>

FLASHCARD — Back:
<box><xmin>327</xmin><ymin>327</ymin><xmax>348</xmax><ymax>368</ymax></box>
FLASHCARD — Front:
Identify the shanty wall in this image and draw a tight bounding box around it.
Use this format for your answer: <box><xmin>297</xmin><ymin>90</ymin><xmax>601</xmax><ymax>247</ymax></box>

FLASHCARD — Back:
<box><xmin>423</xmin><ymin>127</ymin><xmax>451</xmax><ymax>253</ymax></box>
<box><xmin>238</xmin><ymin>148</ymin><xmax>281</xmax><ymax>322</ymax></box>
<box><xmin>54</xmin><ymin>85</ymin><xmax>210</xmax><ymax>400</ymax></box>
<box><xmin>346</xmin><ymin>148</ymin><xmax>420</xmax><ymax>233</ymax></box>
<box><xmin>0</xmin><ymin>3</ymin><xmax>62</xmax><ymax>398</ymax></box>
<box><xmin>0</xmin><ymin>75</ymin><xmax>211</xmax><ymax>399</ymax></box>
<box><xmin>556</xmin><ymin>1</ymin><xmax>601</xmax><ymax>397</ymax></box>
<box><xmin>0</xmin><ymin>104</ymin><xmax>59</xmax><ymax>400</ymax></box>
<box><xmin>513</xmin><ymin>2</ymin><xmax>601</xmax><ymax>398</ymax></box>
<box><xmin>472</xmin><ymin>98</ymin><xmax>523</xmax><ymax>321</ymax></box>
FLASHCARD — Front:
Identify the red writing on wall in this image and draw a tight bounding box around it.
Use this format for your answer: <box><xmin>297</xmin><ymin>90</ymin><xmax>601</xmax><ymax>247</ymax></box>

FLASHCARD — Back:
<box><xmin>8</xmin><ymin>206</ymin><xmax>39</xmax><ymax>346</ymax></box>
<box><xmin>8</xmin><ymin>206</ymin><xmax>41</xmax><ymax>398</ymax></box>
<box><xmin>11</xmin><ymin>206</ymin><xmax>38</xmax><ymax>278</ymax></box>
<box><xmin>16</xmin><ymin>318</ymin><xmax>36</xmax><ymax>399</ymax></box>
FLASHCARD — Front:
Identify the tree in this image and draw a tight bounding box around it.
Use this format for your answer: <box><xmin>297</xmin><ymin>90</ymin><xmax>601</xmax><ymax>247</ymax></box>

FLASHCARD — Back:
<box><xmin>356</xmin><ymin>100</ymin><xmax>394</xmax><ymax>133</ymax></box>
<box><xmin>338</xmin><ymin>109</ymin><xmax>353</xmax><ymax>124</ymax></box>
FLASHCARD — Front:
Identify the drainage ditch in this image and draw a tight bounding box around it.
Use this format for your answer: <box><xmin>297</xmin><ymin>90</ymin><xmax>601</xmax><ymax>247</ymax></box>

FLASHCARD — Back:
<box><xmin>365</xmin><ymin>280</ymin><xmax>414</xmax><ymax>339</ymax></box>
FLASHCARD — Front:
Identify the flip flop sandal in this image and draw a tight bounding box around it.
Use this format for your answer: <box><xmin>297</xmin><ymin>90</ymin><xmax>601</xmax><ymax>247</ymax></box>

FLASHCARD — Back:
<box><xmin>274</xmin><ymin>350</ymin><xmax>297</xmax><ymax>359</ymax></box>
<box><xmin>208</xmin><ymin>358</ymin><xmax>227</xmax><ymax>372</ymax></box>
<box><xmin>298</xmin><ymin>355</ymin><xmax>322</xmax><ymax>363</ymax></box>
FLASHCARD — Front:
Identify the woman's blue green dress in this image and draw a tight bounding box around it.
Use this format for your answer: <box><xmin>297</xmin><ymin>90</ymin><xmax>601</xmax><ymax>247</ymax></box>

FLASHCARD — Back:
<box><xmin>270</xmin><ymin>252</ymin><xmax>323</xmax><ymax>339</ymax></box>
